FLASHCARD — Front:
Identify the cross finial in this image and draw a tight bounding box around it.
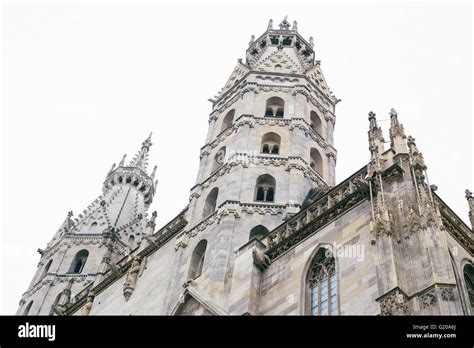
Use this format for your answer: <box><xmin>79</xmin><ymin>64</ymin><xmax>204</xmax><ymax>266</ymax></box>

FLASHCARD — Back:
<box><xmin>279</xmin><ymin>16</ymin><xmax>291</xmax><ymax>30</ymax></box>
<box><xmin>466</xmin><ymin>189</ymin><xmax>473</xmax><ymax>200</ymax></box>
<box><xmin>267</xmin><ymin>19</ymin><xmax>273</xmax><ymax>30</ymax></box>
<box><xmin>389</xmin><ymin>108</ymin><xmax>398</xmax><ymax>118</ymax></box>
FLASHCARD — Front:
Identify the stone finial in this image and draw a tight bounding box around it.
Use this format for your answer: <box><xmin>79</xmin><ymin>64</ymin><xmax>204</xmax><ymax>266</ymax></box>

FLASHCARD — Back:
<box><xmin>388</xmin><ymin>108</ymin><xmax>406</xmax><ymax>151</ymax></box>
<box><xmin>37</xmin><ymin>248</ymin><xmax>45</xmax><ymax>256</ymax></box>
<box><xmin>142</xmin><ymin>132</ymin><xmax>153</xmax><ymax>150</ymax></box>
<box><xmin>129</xmin><ymin>133</ymin><xmax>153</xmax><ymax>170</ymax></box>
<box><xmin>267</xmin><ymin>19</ymin><xmax>273</xmax><ymax>30</ymax></box>
<box><xmin>151</xmin><ymin>165</ymin><xmax>157</xmax><ymax>180</ymax></box>
<box><xmin>407</xmin><ymin>135</ymin><xmax>426</xmax><ymax>170</ymax></box>
<box><xmin>466</xmin><ymin>189</ymin><xmax>473</xmax><ymax>201</ymax></box>
<box><xmin>368</xmin><ymin>111</ymin><xmax>385</xmax><ymax>147</ymax></box>
<box><xmin>292</xmin><ymin>21</ymin><xmax>298</xmax><ymax>31</ymax></box>
<box><xmin>466</xmin><ymin>189</ymin><xmax>474</xmax><ymax>228</ymax></box>
<box><xmin>279</xmin><ymin>16</ymin><xmax>291</xmax><ymax>30</ymax></box>
<box><xmin>309</xmin><ymin>36</ymin><xmax>314</xmax><ymax>47</ymax></box>
<box><xmin>108</xmin><ymin>163</ymin><xmax>116</xmax><ymax>174</ymax></box>
<box><xmin>248</xmin><ymin>35</ymin><xmax>255</xmax><ymax>46</ymax></box>
<box><xmin>119</xmin><ymin>154</ymin><xmax>127</xmax><ymax>167</ymax></box>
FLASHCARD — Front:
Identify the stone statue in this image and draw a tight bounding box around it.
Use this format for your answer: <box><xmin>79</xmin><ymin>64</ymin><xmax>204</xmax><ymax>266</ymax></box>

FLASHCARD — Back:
<box><xmin>123</xmin><ymin>255</ymin><xmax>146</xmax><ymax>301</ymax></box>
<box><xmin>252</xmin><ymin>248</ymin><xmax>271</xmax><ymax>271</ymax></box>
<box><xmin>81</xmin><ymin>294</ymin><xmax>94</xmax><ymax>316</ymax></box>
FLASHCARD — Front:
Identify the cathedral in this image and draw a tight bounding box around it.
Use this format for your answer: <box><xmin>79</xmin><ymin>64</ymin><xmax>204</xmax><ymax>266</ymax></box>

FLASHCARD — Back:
<box><xmin>17</xmin><ymin>18</ymin><xmax>473</xmax><ymax>316</ymax></box>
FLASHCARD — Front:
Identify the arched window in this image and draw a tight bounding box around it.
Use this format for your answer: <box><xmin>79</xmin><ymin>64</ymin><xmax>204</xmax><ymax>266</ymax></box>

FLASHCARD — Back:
<box><xmin>188</xmin><ymin>240</ymin><xmax>207</xmax><ymax>280</ymax></box>
<box><xmin>275</xmin><ymin>64</ymin><xmax>282</xmax><ymax>72</ymax></box>
<box><xmin>221</xmin><ymin>109</ymin><xmax>235</xmax><ymax>132</ymax></box>
<box><xmin>265</xmin><ymin>97</ymin><xmax>285</xmax><ymax>118</ymax></box>
<box><xmin>39</xmin><ymin>259</ymin><xmax>53</xmax><ymax>281</ymax></box>
<box><xmin>310</xmin><ymin>111</ymin><xmax>323</xmax><ymax>135</ymax></box>
<box><xmin>307</xmin><ymin>248</ymin><xmax>337</xmax><ymax>315</ymax></box>
<box><xmin>464</xmin><ymin>264</ymin><xmax>474</xmax><ymax>309</ymax></box>
<box><xmin>68</xmin><ymin>249</ymin><xmax>89</xmax><ymax>274</ymax></box>
<box><xmin>128</xmin><ymin>235</ymin><xmax>135</xmax><ymax>245</ymax></box>
<box><xmin>90</xmin><ymin>221</ymin><xmax>98</xmax><ymax>232</ymax></box>
<box><xmin>23</xmin><ymin>301</ymin><xmax>34</xmax><ymax>316</ymax></box>
<box><xmin>203</xmin><ymin>188</ymin><xmax>219</xmax><ymax>218</ymax></box>
<box><xmin>261</xmin><ymin>132</ymin><xmax>281</xmax><ymax>155</ymax></box>
<box><xmin>49</xmin><ymin>293</ymin><xmax>62</xmax><ymax>315</ymax></box>
<box><xmin>211</xmin><ymin>146</ymin><xmax>226</xmax><ymax>172</ymax></box>
<box><xmin>255</xmin><ymin>174</ymin><xmax>276</xmax><ymax>203</ymax></box>
<box><xmin>249</xmin><ymin>225</ymin><xmax>270</xmax><ymax>241</ymax></box>
<box><xmin>310</xmin><ymin>148</ymin><xmax>323</xmax><ymax>175</ymax></box>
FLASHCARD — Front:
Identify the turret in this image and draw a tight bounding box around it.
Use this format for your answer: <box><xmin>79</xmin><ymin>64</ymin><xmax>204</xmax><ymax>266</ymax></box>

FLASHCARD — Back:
<box><xmin>17</xmin><ymin>134</ymin><xmax>159</xmax><ymax>315</ymax></box>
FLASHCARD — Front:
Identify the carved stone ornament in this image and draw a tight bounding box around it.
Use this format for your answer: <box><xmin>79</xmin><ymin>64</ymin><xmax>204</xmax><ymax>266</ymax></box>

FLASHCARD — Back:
<box><xmin>372</xmin><ymin>208</ymin><xmax>394</xmax><ymax>239</ymax></box>
<box><xmin>123</xmin><ymin>255</ymin><xmax>146</xmax><ymax>301</ymax></box>
<box><xmin>420</xmin><ymin>290</ymin><xmax>437</xmax><ymax>309</ymax></box>
<box><xmin>379</xmin><ymin>289</ymin><xmax>410</xmax><ymax>315</ymax></box>
<box><xmin>440</xmin><ymin>287</ymin><xmax>455</xmax><ymax>302</ymax></box>
<box><xmin>81</xmin><ymin>293</ymin><xmax>95</xmax><ymax>316</ymax></box>
<box><xmin>252</xmin><ymin>248</ymin><xmax>271</xmax><ymax>271</ymax></box>
<box><xmin>405</xmin><ymin>204</ymin><xmax>423</xmax><ymax>237</ymax></box>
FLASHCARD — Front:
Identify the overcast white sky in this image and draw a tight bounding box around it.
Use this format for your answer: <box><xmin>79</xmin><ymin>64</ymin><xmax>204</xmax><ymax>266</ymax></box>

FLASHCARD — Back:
<box><xmin>1</xmin><ymin>1</ymin><xmax>472</xmax><ymax>314</ymax></box>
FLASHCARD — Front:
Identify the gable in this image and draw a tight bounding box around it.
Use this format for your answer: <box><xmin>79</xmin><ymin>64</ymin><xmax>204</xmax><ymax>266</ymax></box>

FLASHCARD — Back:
<box><xmin>255</xmin><ymin>50</ymin><xmax>304</xmax><ymax>74</ymax></box>
<box><xmin>222</xmin><ymin>64</ymin><xmax>249</xmax><ymax>93</ymax></box>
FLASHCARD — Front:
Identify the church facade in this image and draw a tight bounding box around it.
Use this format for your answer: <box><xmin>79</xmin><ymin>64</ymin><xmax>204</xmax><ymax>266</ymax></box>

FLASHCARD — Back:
<box><xmin>17</xmin><ymin>18</ymin><xmax>473</xmax><ymax>316</ymax></box>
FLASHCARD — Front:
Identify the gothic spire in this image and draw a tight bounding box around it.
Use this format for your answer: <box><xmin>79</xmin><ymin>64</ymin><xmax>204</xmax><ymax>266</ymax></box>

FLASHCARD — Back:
<box><xmin>466</xmin><ymin>189</ymin><xmax>474</xmax><ymax>229</ymax></box>
<box><xmin>279</xmin><ymin>16</ymin><xmax>291</xmax><ymax>30</ymax></box>
<box><xmin>129</xmin><ymin>133</ymin><xmax>153</xmax><ymax>171</ymax></box>
<box><xmin>368</xmin><ymin>111</ymin><xmax>385</xmax><ymax>152</ymax></box>
<box><xmin>388</xmin><ymin>108</ymin><xmax>407</xmax><ymax>154</ymax></box>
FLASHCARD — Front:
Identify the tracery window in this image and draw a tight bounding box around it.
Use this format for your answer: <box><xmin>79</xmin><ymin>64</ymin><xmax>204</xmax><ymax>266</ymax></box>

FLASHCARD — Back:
<box><xmin>464</xmin><ymin>264</ymin><xmax>474</xmax><ymax>309</ymax></box>
<box><xmin>308</xmin><ymin>250</ymin><xmax>337</xmax><ymax>315</ymax></box>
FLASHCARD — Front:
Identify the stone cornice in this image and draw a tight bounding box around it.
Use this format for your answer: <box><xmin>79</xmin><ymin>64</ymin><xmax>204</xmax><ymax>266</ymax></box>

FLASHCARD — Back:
<box><xmin>21</xmin><ymin>273</ymin><xmax>93</xmax><ymax>299</ymax></box>
<box><xmin>211</xmin><ymin>73</ymin><xmax>335</xmax><ymax>118</ymax></box>
<box><xmin>435</xmin><ymin>193</ymin><xmax>474</xmax><ymax>255</ymax></box>
<box><xmin>190</xmin><ymin>153</ymin><xmax>327</xmax><ymax>200</ymax></box>
<box><xmin>200</xmin><ymin>115</ymin><xmax>335</xmax><ymax>160</ymax></box>
<box><xmin>63</xmin><ymin>211</ymin><xmax>188</xmax><ymax>315</ymax></box>
<box><xmin>263</xmin><ymin>166</ymin><xmax>369</xmax><ymax>260</ymax></box>
<box><xmin>175</xmin><ymin>200</ymin><xmax>289</xmax><ymax>249</ymax></box>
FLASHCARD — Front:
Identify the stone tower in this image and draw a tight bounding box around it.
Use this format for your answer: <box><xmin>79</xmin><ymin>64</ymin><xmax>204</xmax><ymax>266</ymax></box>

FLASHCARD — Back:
<box><xmin>17</xmin><ymin>135</ymin><xmax>157</xmax><ymax>315</ymax></box>
<box><xmin>18</xmin><ymin>18</ymin><xmax>471</xmax><ymax>317</ymax></box>
<box><xmin>187</xmin><ymin>17</ymin><xmax>338</xmax><ymax>228</ymax></box>
<box><xmin>173</xmin><ymin>17</ymin><xmax>339</xmax><ymax>309</ymax></box>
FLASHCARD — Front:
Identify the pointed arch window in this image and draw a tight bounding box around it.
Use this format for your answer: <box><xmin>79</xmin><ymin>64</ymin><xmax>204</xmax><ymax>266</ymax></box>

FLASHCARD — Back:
<box><xmin>310</xmin><ymin>148</ymin><xmax>323</xmax><ymax>175</ymax></box>
<box><xmin>307</xmin><ymin>249</ymin><xmax>337</xmax><ymax>315</ymax></box>
<box><xmin>211</xmin><ymin>147</ymin><xmax>226</xmax><ymax>172</ymax></box>
<box><xmin>23</xmin><ymin>301</ymin><xmax>34</xmax><ymax>316</ymax></box>
<box><xmin>49</xmin><ymin>292</ymin><xmax>62</xmax><ymax>315</ymax></box>
<box><xmin>310</xmin><ymin>111</ymin><xmax>323</xmax><ymax>135</ymax></box>
<box><xmin>188</xmin><ymin>240</ymin><xmax>207</xmax><ymax>280</ymax></box>
<box><xmin>221</xmin><ymin>109</ymin><xmax>235</xmax><ymax>132</ymax></box>
<box><xmin>261</xmin><ymin>132</ymin><xmax>281</xmax><ymax>155</ymax></box>
<box><xmin>464</xmin><ymin>264</ymin><xmax>474</xmax><ymax>309</ymax></box>
<box><xmin>255</xmin><ymin>174</ymin><xmax>276</xmax><ymax>203</ymax></box>
<box><xmin>265</xmin><ymin>97</ymin><xmax>285</xmax><ymax>118</ymax></box>
<box><xmin>249</xmin><ymin>225</ymin><xmax>270</xmax><ymax>241</ymax></box>
<box><xmin>38</xmin><ymin>259</ymin><xmax>53</xmax><ymax>281</ymax></box>
<box><xmin>68</xmin><ymin>249</ymin><xmax>89</xmax><ymax>274</ymax></box>
<box><xmin>203</xmin><ymin>188</ymin><xmax>219</xmax><ymax>218</ymax></box>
